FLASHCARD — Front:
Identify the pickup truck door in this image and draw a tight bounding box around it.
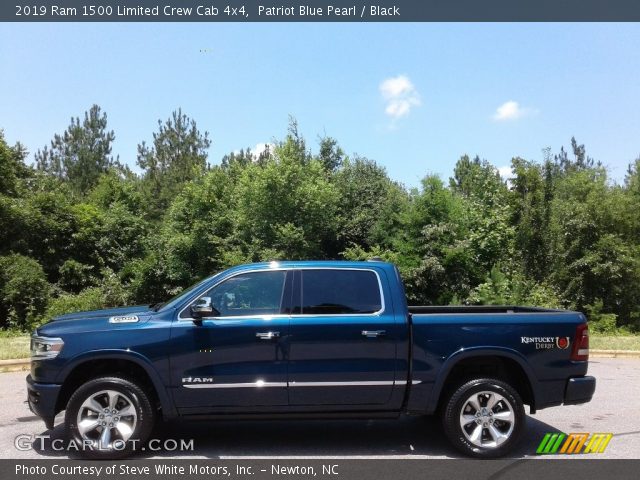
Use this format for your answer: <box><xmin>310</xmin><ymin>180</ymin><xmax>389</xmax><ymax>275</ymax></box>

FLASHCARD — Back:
<box><xmin>169</xmin><ymin>270</ymin><xmax>292</xmax><ymax>411</ymax></box>
<box><xmin>287</xmin><ymin>268</ymin><xmax>399</xmax><ymax>407</ymax></box>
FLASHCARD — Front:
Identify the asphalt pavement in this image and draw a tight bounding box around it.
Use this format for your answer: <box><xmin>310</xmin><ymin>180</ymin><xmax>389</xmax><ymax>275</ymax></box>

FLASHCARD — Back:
<box><xmin>1</xmin><ymin>358</ymin><xmax>638</xmax><ymax>459</ymax></box>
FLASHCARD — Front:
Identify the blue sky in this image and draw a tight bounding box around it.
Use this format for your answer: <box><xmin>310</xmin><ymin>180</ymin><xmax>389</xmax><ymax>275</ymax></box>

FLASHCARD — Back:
<box><xmin>1</xmin><ymin>23</ymin><xmax>639</xmax><ymax>188</ymax></box>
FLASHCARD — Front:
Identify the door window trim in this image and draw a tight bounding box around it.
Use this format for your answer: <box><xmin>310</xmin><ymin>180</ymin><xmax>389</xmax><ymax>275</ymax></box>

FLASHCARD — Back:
<box><xmin>178</xmin><ymin>267</ymin><xmax>386</xmax><ymax>321</ymax></box>
<box><xmin>295</xmin><ymin>268</ymin><xmax>385</xmax><ymax>317</ymax></box>
<box><xmin>178</xmin><ymin>268</ymin><xmax>291</xmax><ymax>321</ymax></box>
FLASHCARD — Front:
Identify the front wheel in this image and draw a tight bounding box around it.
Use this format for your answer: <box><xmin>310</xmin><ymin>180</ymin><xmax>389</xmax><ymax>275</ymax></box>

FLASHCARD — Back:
<box><xmin>65</xmin><ymin>376</ymin><xmax>155</xmax><ymax>459</ymax></box>
<box><xmin>441</xmin><ymin>378</ymin><xmax>525</xmax><ymax>458</ymax></box>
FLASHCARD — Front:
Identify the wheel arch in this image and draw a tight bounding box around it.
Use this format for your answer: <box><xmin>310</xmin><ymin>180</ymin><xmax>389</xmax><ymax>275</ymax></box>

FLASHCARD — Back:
<box><xmin>427</xmin><ymin>347</ymin><xmax>538</xmax><ymax>414</ymax></box>
<box><xmin>55</xmin><ymin>350</ymin><xmax>176</xmax><ymax>419</ymax></box>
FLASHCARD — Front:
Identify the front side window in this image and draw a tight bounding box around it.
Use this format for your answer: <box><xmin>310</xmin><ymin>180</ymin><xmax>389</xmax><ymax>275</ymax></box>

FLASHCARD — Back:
<box><xmin>185</xmin><ymin>270</ymin><xmax>287</xmax><ymax>318</ymax></box>
<box><xmin>300</xmin><ymin>270</ymin><xmax>382</xmax><ymax>315</ymax></box>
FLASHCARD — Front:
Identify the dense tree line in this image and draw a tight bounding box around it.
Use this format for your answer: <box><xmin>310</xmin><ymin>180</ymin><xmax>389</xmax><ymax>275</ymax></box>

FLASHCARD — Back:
<box><xmin>1</xmin><ymin>105</ymin><xmax>639</xmax><ymax>333</ymax></box>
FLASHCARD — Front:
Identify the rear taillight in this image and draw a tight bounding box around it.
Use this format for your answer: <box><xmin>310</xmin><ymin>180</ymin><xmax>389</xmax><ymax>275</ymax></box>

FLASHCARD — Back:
<box><xmin>570</xmin><ymin>323</ymin><xmax>589</xmax><ymax>361</ymax></box>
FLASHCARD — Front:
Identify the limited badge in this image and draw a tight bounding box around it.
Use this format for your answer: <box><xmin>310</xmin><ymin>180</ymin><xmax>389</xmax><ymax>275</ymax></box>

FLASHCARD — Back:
<box><xmin>109</xmin><ymin>315</ymin><xmax>139</xmax><ymax>323</ymax></box>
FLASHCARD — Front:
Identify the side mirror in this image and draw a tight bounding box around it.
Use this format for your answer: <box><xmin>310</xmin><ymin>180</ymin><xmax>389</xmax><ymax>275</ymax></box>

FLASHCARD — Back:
<box><xmin>190</xmin><ymin>297</ymin><xmax>218</xmax><ymax>319</ymax></box>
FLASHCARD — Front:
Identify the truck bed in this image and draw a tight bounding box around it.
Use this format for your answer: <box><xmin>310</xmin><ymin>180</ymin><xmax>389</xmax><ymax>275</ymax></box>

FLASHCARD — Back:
<box><xmin>408</xmin><ymin>305</ymin><xmax>563</xmax><ymax>315</ymax></box>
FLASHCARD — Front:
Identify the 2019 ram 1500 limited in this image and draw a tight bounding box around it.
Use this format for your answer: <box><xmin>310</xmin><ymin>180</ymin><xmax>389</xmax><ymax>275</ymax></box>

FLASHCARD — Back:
<box><xmin>27</xmin><ymin>261</ymin><xmax>595</xmax><ymax>458</ymax></box>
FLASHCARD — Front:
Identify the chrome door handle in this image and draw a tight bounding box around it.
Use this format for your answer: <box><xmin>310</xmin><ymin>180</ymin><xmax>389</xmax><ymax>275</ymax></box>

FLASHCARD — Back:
<box><xmin>256</xmin><ymin>331</ymin><xmax>280</xmax><ymax>340</ymax></box>
<box><xmin>361</xmin><ymin>330</ymin><xmax>386</xmax><ymax>338</ymax></box>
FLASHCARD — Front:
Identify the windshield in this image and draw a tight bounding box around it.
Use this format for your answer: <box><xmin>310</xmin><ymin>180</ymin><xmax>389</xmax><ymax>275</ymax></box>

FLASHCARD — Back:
<box><xmin>155</xmin><ymin>274</ymin><xmax>218</xmax><ymax>312</ymax></box>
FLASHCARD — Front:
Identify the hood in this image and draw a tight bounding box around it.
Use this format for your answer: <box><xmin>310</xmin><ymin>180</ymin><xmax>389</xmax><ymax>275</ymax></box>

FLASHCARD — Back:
<box><xmin>37</xmin><ymin>305</ymin><xmax>155</xmax><ymax>337</ymax></box>
<box><xmin>51</xmin><ymin>305</ymin><xmax>152</xmax><ymax>322</ymax></box>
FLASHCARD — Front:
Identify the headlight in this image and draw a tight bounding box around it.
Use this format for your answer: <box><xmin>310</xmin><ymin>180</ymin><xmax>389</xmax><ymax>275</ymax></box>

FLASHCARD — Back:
<box><xmin>30</xmin><ymin>335</ymin><xmax>64</xmax><ymax>359</ymax></box>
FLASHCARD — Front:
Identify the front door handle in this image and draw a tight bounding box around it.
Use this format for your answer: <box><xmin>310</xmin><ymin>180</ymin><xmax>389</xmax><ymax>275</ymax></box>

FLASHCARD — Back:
<box><xmin>256</xmin><ymin>331</ymin><xmax>280</xmax><ymax>340</ymax></box>
<box><xmin>361</xmin><ymin>330</ymin><xmax>386</xmax><ymax>338</ymax></box>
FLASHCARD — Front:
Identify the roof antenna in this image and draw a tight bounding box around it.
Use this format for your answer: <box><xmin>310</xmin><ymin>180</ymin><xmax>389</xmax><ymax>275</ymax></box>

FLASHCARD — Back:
<box><xmin>368</xmin><ymin>256</ymin><xmax>384</xmax><ymax>262</ymax></box>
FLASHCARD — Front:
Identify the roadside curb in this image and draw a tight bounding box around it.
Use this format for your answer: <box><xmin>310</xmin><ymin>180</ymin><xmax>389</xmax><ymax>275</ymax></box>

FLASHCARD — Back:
<box><xmin>0</xmin><ymin>358</ymin><xmax>30</xmax><ymax>366</ymax></box>
<box><xmin>0</xmin><ymin>358</ymin><xmax>30</xmax><ymax>372</ymax></box>
<box><xmin>0</xmin><ymin>350</ymin><xmax>638</xmax><ymax>372</ymax></box>
<box><xmin>590</xmin><ymin>349</ymin><xmax>640</xmax><ymax>358</ymax></box>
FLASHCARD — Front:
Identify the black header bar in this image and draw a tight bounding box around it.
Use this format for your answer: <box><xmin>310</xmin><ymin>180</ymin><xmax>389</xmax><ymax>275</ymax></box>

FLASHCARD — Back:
<box><xmin>4</xmin><ymin>0</ymin><xmax>640</xmax><ymax>22</ymax></box>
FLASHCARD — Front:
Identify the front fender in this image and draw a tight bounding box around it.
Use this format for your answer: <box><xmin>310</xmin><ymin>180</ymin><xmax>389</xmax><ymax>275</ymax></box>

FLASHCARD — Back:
<box><xmin>56</xmin><ymin>349</ymin><xmax>177</xmax><ymax>419</ymax></box>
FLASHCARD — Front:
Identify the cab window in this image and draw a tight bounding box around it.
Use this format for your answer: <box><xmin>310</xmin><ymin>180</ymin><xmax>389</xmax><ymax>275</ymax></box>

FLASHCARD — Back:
<box><xmin>299</xmin><ymin>269</ymin><xmax>382</xmax><ymax>315</ymax></box>
<box><xmin>184</xmin><ymin>270</ymin><xmax>288</xmax><ymax>318</ymax></box>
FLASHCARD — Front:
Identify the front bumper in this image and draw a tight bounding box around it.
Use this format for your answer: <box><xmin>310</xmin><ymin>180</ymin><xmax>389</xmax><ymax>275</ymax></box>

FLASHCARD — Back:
<box><xmin>564</xmin><ymin>375</ymin><xmax>596</xmax><ymax>405</ymax></box>
<box><xmin>26</xmin><ymin>374</ymin><xmax>62</xmax><ymax>430</ymax></box>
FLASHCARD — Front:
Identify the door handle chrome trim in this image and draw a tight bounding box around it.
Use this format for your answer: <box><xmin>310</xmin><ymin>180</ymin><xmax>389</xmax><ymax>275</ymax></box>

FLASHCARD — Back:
<box><xmin>256</xmin><ymin>331</ymin><xmax>280</xmax><ymax>340</ymax></box>
<box><xmin>361</xmin><ymin>330</ymin><xmax>386</xmax><ymax>338</ymax></box>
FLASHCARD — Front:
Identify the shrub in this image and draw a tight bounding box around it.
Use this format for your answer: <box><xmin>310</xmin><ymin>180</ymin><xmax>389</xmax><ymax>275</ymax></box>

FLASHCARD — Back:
<box><xmin>0</xmin><ymin>254</ymin><xmax>51</xmax><ymax>331</ymax></box>
<box><xmin>585</xmin><ymin>300</ymin><xmax>620</xmax><ymax>334</ymax></box>
<box><xmin>39</xmin><ymin>268</ymin><xmax>131</xmax><ymax>324</ymax></box>
<box><xmin>43</xmin><ymin>287</ymin><xmax>105</xmax><ymax>321</ymax></box>
<box><xmin>58</xmin><ymin>259</ymin><xmax>95</xmax><ymax>293</ymax></box>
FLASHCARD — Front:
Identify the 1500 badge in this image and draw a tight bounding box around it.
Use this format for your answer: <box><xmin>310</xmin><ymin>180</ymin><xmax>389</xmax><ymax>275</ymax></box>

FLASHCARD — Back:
<box><xmin>521</xmin><ymin>336</ymin><xmax>570</xmax><ymax>350</ymax></box>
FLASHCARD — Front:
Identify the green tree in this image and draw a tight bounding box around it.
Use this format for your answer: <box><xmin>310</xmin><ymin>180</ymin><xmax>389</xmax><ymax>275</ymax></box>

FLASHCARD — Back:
<box><xmin>547</xmin><ymin>160</ymin><xmax>640</xmax><ymax>325</ymax></box>
<box><xmin>145</xmin><ymin>167</ymin><xmax>236</xmax><ymax>294</ymax></box>
<box><xmin>137</xmin><ymin>109</ymin><xmax>211</xmax><ymax>218</ymax></box>
<box><xmin>468</xmin><ymin>264</ymin><xmax>562</xmax><ymax>308</ymax></box>
<box><xmin>404</xmin><ymin>176</ymin><xmax>474</xmax><ymax>304</ymax></box>
<box><xmin>318</xmin><ymin>136</ymin><xmax>344</xmax><ymax>172</ymax></box>
<box><xmin>625</xmin><ymin>157</ymin><xmax>640</xmax><ymax>239</ymax></box>
<box><xmin>0</xmin><ymin>130</ymin><xmax>29</xmax><ymax>197</ymax></box>
<box><xmin>35</xmin><ymin>105</ymin><xmax>117</xmax><ymax>195</ymax></box>
<box><xmin>0</xmin><ymin>254</ymin><xmax>50</xmax><ymax>330</ymax></box>
<box><xmin>333</xmin><ymin>156</ymin><xmax>398</xmax><ymax>252</ymax></box>
<box><xmin>509</xmin><ymin>157</ymin><xmax>554</xmax><ymax>281</ymax></box>
<box><xmin>450</xmin><ymin>155</ymin><xmax>504</xmax><ymax>202</ymax></box>
<box><xmin>9</xmin><ymin>178</ymin><xmax>77</xmax><ymax>281</ymax></box>
<box><xmin>232</xmin><ymin>133</ymin><xmax>338</xmax><ymax>260</ymax></box>
<box><xmin>43</xmin><ymin>268</ymin><xmax>130</xmax><ymax>323</ymax></box>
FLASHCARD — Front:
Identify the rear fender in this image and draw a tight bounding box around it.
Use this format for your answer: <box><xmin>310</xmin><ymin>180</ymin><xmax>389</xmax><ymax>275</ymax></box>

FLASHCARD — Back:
<box><xmin>427</xmin><ymin>347</ymin><xmax>538</xmax><ymax>413</ymax></box>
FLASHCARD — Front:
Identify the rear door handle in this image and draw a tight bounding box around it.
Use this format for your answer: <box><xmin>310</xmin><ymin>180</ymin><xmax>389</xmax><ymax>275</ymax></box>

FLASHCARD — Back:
<box><xmin>256</xmin><ymin>331</ymin><xmax>280</xmax><ymax>340</ymax></box>
<box><xmin>361</xmin><ymin>330</ymin><xmax>386</xmax><ymax>338</ymax></box>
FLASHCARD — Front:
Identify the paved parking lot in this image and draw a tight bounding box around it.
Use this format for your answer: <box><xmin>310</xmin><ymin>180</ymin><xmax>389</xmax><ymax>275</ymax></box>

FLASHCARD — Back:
<box><xmin>1</xmin><ymin>358</ymin><xmax>638</xmax><ymax>459</ymax></box>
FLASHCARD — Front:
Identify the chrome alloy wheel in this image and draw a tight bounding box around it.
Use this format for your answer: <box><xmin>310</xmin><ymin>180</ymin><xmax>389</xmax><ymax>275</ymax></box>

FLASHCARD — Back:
<box><xmin>76</xmin><ymin>390</ymin><xmax>138</xmax><ymax>450</ymax></box>
<box><xmin>458</xmin><ymin>390</ymin><xmax>515</xmax><ymax>448</ymax></box>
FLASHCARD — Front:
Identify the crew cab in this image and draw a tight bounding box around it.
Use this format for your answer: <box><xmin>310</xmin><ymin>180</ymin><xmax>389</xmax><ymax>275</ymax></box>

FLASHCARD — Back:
<box><xmin>27</xmin><ymin>261</ymin><xmax>595</xmax><ymax>458</ymax></box>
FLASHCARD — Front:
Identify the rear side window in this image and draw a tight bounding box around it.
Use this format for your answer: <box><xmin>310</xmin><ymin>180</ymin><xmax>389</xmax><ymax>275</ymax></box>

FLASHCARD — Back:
<box><xmin>300</xmin><ymin>270</ymin><xmax>382</xmax><ymax>315</ymax></box>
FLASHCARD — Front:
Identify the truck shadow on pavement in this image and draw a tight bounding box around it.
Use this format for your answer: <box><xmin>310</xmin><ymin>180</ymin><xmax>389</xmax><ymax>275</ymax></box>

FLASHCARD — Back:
<box><xmin>30</xmin><ymin>414</ymin><xmax>561</xmax><ymax>459</ymax></box>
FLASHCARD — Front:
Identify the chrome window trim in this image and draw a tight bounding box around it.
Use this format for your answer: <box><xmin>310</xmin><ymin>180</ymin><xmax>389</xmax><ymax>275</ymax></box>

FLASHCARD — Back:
<box><xmin>178</xmin><ymin>268</ymin><xmax>290</xmax><ymax>321</ymax></box>
<box><xmin>178</xmin><ymin>267</ymin><xmax>386</xmax><ymax>322</ymax></box>
<box><xmin>297</xmin><ymin>268</ymin><xmax>385</xmax><ymax>317</ymax></box>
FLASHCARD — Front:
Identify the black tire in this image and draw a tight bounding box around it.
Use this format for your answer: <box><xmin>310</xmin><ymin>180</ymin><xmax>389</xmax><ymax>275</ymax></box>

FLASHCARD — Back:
<box><xmin>441</xmin><ymin>378</ymin><xmax>525</xmax><ymax>458</ymax></box>
<box><xmin>65</xmin><ymin>376</ymin><xmax>155</xmax><ymax>459</ymax></box>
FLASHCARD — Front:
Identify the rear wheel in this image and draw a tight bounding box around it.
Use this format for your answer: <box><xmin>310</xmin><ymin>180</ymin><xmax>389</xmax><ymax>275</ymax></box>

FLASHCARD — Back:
<box><xmin>441</xmin><ymin>378</ymin><xmax>525</xmax><ymax>458</ymax></box>
<box><xmin>65</xmin><ymin>376</ymin><xmax>155</xmax><ymax>459</ymax></box>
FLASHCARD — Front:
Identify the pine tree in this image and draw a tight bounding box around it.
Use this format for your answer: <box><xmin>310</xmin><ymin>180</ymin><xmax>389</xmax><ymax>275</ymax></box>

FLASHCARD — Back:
<box><xmin>35</xmin><ymin>105</ymin><xmax>117</xmax><ymax>195</ymax></box>
<box><xmin>137</xmin><ymin>109</ymin><xmax>211</xmax><ymax>218</ymax></box>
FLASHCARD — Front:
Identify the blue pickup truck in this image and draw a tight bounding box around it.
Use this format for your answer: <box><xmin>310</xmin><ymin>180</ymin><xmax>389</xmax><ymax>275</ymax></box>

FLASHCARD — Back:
<box><xmin>27</xmin><ymin>260</ymin><xmax>595</xmax><ymax>458</ymax></box>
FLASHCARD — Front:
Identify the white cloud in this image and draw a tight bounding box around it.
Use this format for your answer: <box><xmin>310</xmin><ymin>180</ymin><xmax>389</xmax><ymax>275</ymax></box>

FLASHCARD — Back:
<box><xmin>492</xmin><ymin>100</ymin><xmax>536</xmax><ymax>121</ymax></box>
<box><xmin>252</xmin><ymin>142</ymin><xmax>273</xmax><ymax>159</ymax></box>
<box><xmin>379</xmin><ymin>75</ymin><xmax>421</xmax><ymax>120</ymax></box>
<box><xmin>498</xmin><ymin>165</ymin><xmax>514</xmax><ymax>180</ymax></box>
<box><xmin>231</xmin><ymin>142</ymin><xmax>274</xmax><ymax>162</ymax></box>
